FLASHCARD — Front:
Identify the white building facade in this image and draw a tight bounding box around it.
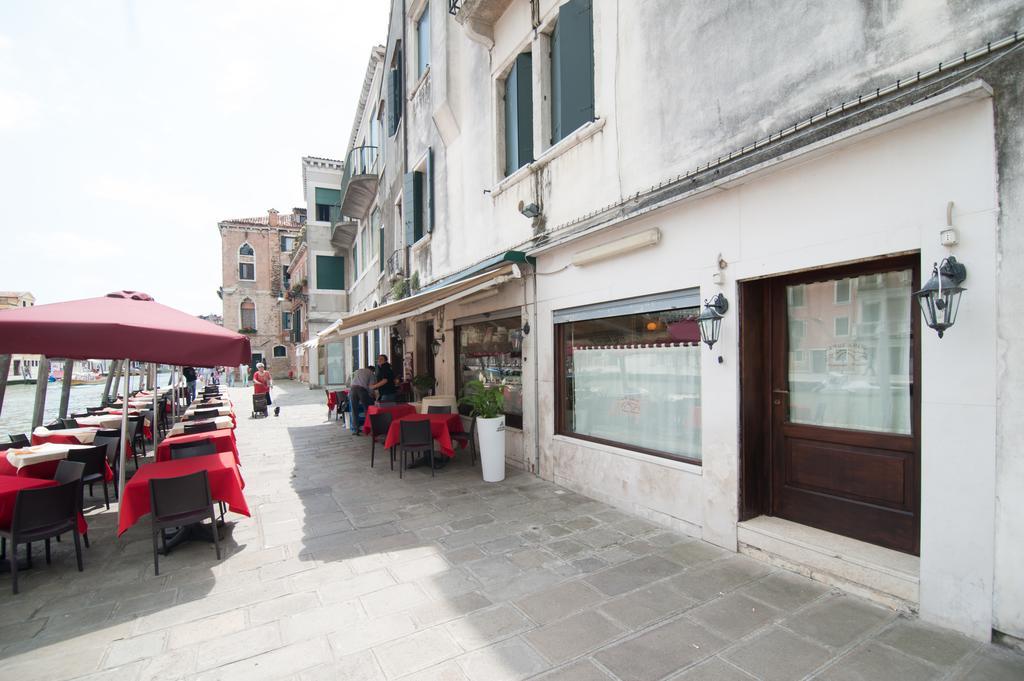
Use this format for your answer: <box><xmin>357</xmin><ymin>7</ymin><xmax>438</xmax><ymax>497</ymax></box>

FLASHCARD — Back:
<box><xmin>319</xmin><ymin>0</ymin><xmax>1024</xmax><ymax>643</ymax></box>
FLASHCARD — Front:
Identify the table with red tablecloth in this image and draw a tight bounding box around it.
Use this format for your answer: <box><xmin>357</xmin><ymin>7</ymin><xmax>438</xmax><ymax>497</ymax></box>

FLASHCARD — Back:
<box><xmin>383</xmin><ymin>413</ymin><xmax>464</xmax><ymax>458</ymax></box>
<box><xmin>0</xmin><ymin>476</ymin><xmax>88</xmax><ymax>535</ymax></box>
<box><xmin>117</xmin><ymin>451</ymin><xmax>249</xmax><ymax>536</ymax></box>
<box><xmin>167</xmin><ymin>415</ymin><xmax>235</xmax><ymax>438</ymax></box>
<box><xmin>155</xmin><ymin>430</ymin><xmax>240</xmax><ymax>465</ymax></box>
<box><xmin>1</xmin><ymin>441</ymin><xmax>114</xmax><ymax>481</ymax></box>
<box><xmin>182</xmin><ymin>407</ymin><xmax>236</xmax><ymax>428</ymax></box>
<box><xmin>362</xmin><ymin>403</ymin><xmax>418</xmax><ymax>434</ymax></box>
<box><xmin>32</xmin><ymin>427</ymin><xmax>100</xmax><ymax>446</ymax></box>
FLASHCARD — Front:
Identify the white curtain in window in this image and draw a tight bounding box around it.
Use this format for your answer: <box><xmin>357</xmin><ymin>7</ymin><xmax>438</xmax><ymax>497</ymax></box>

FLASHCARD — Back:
<box><xmin>571</xmin><ymin>343</ymin><xmax>701</xmax><ymax>460</ymax></box>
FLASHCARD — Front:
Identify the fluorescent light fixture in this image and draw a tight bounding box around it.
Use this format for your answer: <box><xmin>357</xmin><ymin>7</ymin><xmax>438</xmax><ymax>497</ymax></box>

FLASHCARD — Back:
<box><xmin>571</xmin><ymin>228</ymin><xmax>661</xmax><ymax>267</ymax></box>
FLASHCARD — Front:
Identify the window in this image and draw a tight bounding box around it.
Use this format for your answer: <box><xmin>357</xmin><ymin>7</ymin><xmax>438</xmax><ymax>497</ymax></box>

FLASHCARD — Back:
<box><xmin>416</xmin><ymin>2</ymin><xmax>430</xmax><ymax>78</ymax></box>
<box><xmin>403</xmin><ymin>149</ymin><xmax>433</xmax><ymax>244</ymax></box>
<box><xmin>326</xmin><ymin>342</ymin><xmax>345</xmax><ymax>384</ymax></box>
<box><xmin>376</xmin><ymin>104</ymin><xmax>386</xmax><ymax>165</ymax></box>
<box><xmin>555</xmin><ymin>290</ymin><xmax>702</xmax><ymax>462</ymax></box>
<box><xmin>550</xmin><ymin>0</ymin><xmax>594</xmax><ymax>145</ymax></box>
<box><xmin>387</xmin><ymin>43</ymin><xmax>403</xmax><ymax>136</ymax></box>
<box><xmin>353</xmin><ymin>242</ymin><xmax>359</xmax><ymax>279</ymax></box>
<box><xmin>238</xmin><ymin>243</ymin><xmax>255</xmax><ymax>281</ymax></box>
<box><xmin>361</xmin><ymin>225</ymin><xmax>372</xmax><ymax>273</ymax></box>
<box><xmin>789</xmin><ymin>319</ymin><xmax>806</xmax><ymax>341</ymax></box>
<box><xmin>834</xmin><ymin>316</ymin><xmax>850</xmax><ymax>336</ymax></box>
<box><xmin>351</xmin><ymin>335</ymin><xmax>360</xmax><ymax>374</ymax></box>
<box><xmin>835</xmin><ymin>279</ymin><xmax>851</xmax><ymax>304</ymax></box>
<box><xmin>316</xmin><ymin>255</ymin><xmax>345</xmax><ymax>290</ymax></box>
<box><xmin>282</xmin><ymin>311</ymin><xmax>292</xmax><ymax>331</ymax></box>
<box><xmin>315</xmin><ymin>187</ymin><xmax>341</xmax><ymax>222</ymax></box>
<box><xmin>787</xmin><ymin>284</ymin><xmax>805</xmax><ymax>307</ymax></box>
<box><xmin>283</xmin><ymin>265</ymin><xmax>291</xmax><ymax>290</ymax></box>
<box><xmin>273</xmin><ymin>345</ymin><xmax>287</xmax><ymax>358</ymax></box>
<box><xmin>456</xmin><ymin>317</ymin><xmax>524</xmax><ymax>429</ymax></box>
<box><xmin>280</xmin><ymin>235</ymin><xmax>296</xmax><ymax>252</ymax></box>
<box><xmin>374</xmin><ymin>207</ymin><xmax>384</xmax><ymax>273</ymax></box>
<box><xmin>503</xmin><ymin>52</ymin><xmax>533</xmax><ymax>176</ymax></box>
<box><xmin>240</xmin><ymin>299</ymin><xmax>256</xmax><ymax>331</ymax></box>
<box><xmin>292</xmin><ymin>307</ymin><xmax>302</xmax><ymax>343</ymax></box>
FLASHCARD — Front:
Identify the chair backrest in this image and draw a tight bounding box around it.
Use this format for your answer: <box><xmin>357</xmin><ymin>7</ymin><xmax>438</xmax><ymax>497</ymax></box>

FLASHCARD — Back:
<box><xmin>149</xmin><ymin>471</ymin><xmax>212</xmax><ymax>520</ymax></box>
<box><xmin>67</xmin><ymin>444</ymin><xmax>108</xmax><ymax>477</ymax></box>
<box><xmin>12</xmin><ymin>481</ymin><xmax>78</xmax><ymax>535</ymax></box>
<box><xmin>127</xmin><ymin>415</ymin><xmax>142</xmax><ymax>438</ymax></box>
<box><xmin>400</xmin><ymin>419</ymin><xmax>432</xmax><ymax>447</ymax></box>
<box><xmin>370</xmin><ymin>412</ymin><xmax>393</xmax><ymax>437</ymax></box>
<box><xmin>54</xmin><ymin>459</ymin><xmax>86</xmax><ymax>485</ymax></box>
<box><xmin>194</xmin><ymin>408</ymin><xmax>219</xmax><ymax>419</ymax></box>
<box><xmin>92</xmin><ymin>432</ymin><xmax>121</xmax><ymax>464</ymax></box>
<box><xmin>45</xmin><ymin>421</ymin><xmax>66</xmax><ymax>430</ymax></box>
<box><xmin>7</xmin><ymin>433</ymin><xmax>29</xmax><ymax>448</ymax></box>
<box><xmin>86</xmin><ymin>406</ymin><xmax>105</xmax><ymax>414</ymax></box>
<box><xmin>427</xmin><ymin>405</ymin><xmax>452</xmax><ymax>414</ymax></box>
<box><xmin>184</xmin><ymin>421</ymin><xmax>217</xmax><ymax>434</ymax></box>
<box><xmin>169</xmin><ymin>439</ymin><xmax>217</xmax><ymax>460</ymax></box>
<box><xmin>70</xmin><ymin>412</ymin><xmax>90</xmax><ymax>419</ymax></box>
<box><xmin>60</xmin><ymin>418</ymin><xmax>79</xmax><ymax>428</ymax></box>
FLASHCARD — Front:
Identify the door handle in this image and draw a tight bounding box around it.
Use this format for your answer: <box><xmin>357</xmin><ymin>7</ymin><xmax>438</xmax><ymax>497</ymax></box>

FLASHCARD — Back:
<box><xmin>772</xmin><ymin>390</ymin><xmax>788</xmax><ymax>407</ymax></box>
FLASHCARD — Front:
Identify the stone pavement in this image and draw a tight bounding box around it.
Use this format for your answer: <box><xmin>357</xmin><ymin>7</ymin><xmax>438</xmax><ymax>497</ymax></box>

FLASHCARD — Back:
<box><xmin>0</xmin><ymin>381</ymin><xmax>1021</xmax><ymax>681</ymax></box>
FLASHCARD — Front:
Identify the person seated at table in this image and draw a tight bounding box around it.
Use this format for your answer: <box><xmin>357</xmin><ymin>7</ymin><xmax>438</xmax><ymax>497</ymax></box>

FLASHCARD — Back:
<box><xmin>372</xmin><ymin>354</ymin><xmax>398</xmax><ymax>403</ymax></box>
<box><xmin>349</xmin><ymin>365</ymin><xmax>376</xmax><ymax>435</ymax></box>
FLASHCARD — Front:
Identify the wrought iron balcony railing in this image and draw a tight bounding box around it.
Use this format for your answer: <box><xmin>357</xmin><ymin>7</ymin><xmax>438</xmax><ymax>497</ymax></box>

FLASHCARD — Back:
<box><xmin>386</xmin><ymin>249</ymin><xmax>405</xmax><ymax>280</ymax></box>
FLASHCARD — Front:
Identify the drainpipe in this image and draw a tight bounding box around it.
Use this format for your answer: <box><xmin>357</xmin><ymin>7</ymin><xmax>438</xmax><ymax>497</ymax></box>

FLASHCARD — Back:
<box><xmin>530</xmin><ymin>265</ymin><xmax>541</xmax><ymax>476</ymax></box>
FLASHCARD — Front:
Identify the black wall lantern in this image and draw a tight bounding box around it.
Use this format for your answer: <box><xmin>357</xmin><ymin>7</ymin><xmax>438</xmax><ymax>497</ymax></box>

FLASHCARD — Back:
<box><xmin>914</xmin><ymin>256</ymin><xmax>967</xmax><ymax>338</ymax></box>
<box><xmin>698</xmin><ymin>293</ymin><xmax>729</xmax><ymax>349</ymax></box>
<box><xmin>431</xmin><ymin>333</ymin><xmax>446</xmax><ymax>357</ymax></box>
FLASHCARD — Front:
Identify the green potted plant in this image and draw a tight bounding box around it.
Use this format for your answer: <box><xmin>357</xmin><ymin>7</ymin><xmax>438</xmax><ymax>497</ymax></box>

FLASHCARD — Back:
<box><xmin>412</xmin><ymin>374</ymin><xmax>436</xmax><ymax>402</ymax></box>
<box><xmin>459</xmin><ymin>380</ymin><xmax>506</xmax><ymax>482</ymax></box>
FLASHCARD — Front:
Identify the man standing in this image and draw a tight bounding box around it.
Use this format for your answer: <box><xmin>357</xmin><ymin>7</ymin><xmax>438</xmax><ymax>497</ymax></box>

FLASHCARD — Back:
<box><xmin>348</xmin><ymin>365</ymin><xmax>376</xmax><ymax>434</ymax></box>
<box><xmin>183</xmin><ymin>366</ymin><xmax>197</xmax><ymax>402</ymax></box>
<box><xmin>239</xmin><ymin>363</ymin><xmax>249</xmax><ymax>388</ymax></box>
<box><xmin>372</xmin><ymin>354</ymin><xmax>397</xmax><ymax>402</ymax></box>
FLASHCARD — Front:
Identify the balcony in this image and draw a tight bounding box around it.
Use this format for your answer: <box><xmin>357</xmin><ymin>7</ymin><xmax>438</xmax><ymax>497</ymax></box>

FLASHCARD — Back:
<box><xmin>450</xmin><ymin>0</ymin><xmax>515</xmax><ymax>43</ymax></box>
<box><xmin>386</xmin><ymin>249</ymin><xmax>405</xmax><ymax>281</ymax></box>
<box><xmin>340</xmin><ymin>145</ymin><xmax>379</xmax><ymax>219</ymax></box>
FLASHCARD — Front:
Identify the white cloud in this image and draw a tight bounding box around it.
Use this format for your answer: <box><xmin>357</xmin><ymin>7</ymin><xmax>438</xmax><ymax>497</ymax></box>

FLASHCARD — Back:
<box><xmin>0</xmin><ymin>89</ymin><xmax>38</xmax><ymax>131</ymax></box>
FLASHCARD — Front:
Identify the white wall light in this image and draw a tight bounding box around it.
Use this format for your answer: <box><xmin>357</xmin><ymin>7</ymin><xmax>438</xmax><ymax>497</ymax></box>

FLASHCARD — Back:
<box><xmin>570</xmin><ymin>228</ymin><xmax>661</xmax><ymax>267</ymax></box>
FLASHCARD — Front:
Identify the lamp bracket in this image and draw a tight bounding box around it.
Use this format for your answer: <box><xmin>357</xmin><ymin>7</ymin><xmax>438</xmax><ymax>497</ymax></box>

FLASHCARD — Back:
<box><xmin>704</xmin><ymin>293</ymin><xmax>729</xmax><ymax>316</ymax></box>
<box><xmin>938</xmin><ymin>256</ymin><xmax>967</xmax><ymax>284</ymax></box>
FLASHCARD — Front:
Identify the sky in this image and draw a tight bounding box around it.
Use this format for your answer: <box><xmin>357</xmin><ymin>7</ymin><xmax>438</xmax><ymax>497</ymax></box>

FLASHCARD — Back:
<box><xmin>0</xmin><ymin>0</ymin><xmax>388</xmax><ymax>315</ymax></box>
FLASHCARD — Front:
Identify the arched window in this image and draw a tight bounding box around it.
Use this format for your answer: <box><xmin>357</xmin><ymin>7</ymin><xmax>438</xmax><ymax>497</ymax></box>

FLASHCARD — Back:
<box><xmin>273</xmin><ymin>345</ymin><xmax>287</xmax><ymax>358</ymax></box>
<box><xmin>238</xmin><ymin>242</ymin><xmax>255</xmax><ymax>280</ymax></box>
<box><xmin>240</xmin><ymin>299</ymin><xmax>256</xmax><ymax>331</ymax></box>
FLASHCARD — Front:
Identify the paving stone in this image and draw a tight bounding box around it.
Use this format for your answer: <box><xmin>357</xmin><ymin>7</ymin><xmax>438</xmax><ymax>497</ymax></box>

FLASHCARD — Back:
<box><xmin>575</xmin><ymin>528</ymin><xmax>630</xmax><ymax>549</ymax></box>
<box><xmin>280</xmin><ymin>600</ymin><xmax>368</xmax><ymax>643</ymax></box>
<box><xmin>360</xmin><ymin>581</ymin><xmax>431</xmax><ymax>617</ymax></box>
<box><xmin>723</xmin><ymin>625</ymin><xmax>833</xmax><ymax>681</ymax></box>
<box><xmin>816</xmin><ymin>641</ymin><xmax>942</xmax><ymax>681</ymax></box>
<box><xmin>536</xmin><ymin>659</ymin><xmax>616</xmax><ymax>681</ymax></box>
<box><xmin>445</xmin><ymin>546</ymin><xmax>487</xmax><ymax>564</ymax></box>
<box><xmin>546</xmin><ymin>539</ymin><xmax>588</xmax><ymax>558</ymax></box>
<box><xmin>103</xmin><ymin>630</ymin><xmax>167</xmax><ymax>668</ymax></box>
<box><xmin>876</xmin><ymin>617</ymin><xmax>978</xmax><ymax>667</ymax></box>
<box><xmin>524</xmin><ymin>610</ymin><xmax>624</xmax><ymax>664</ymax></box>
<box><xmin>950</xmin><ymin>648</ymin><xmax>1024</xmax><ymax>681</ymax></box>
<box><xmin>594</xmin><ymin>617</ymin><xmax>728</xmax><ymax>681</ymax></box>
<box><xmin>658</xmin><ymin>540</ymin><xmax>731</xmax><ymax>567</ymax></box>
<box><xmin>688</xmin><ymin>592</ymin><xmax>782</xmax><ymax>639</ymax></box>
<box><xmin>456</xmin><ymin>636</ymin><xmax>549</xmax><ymax>681</ymax></box>
<box><xmin>248</xmin><ymin>590</ymin><xmax>320</xmax><ymax>624</ymax></box>
<box><xmin>740</xmin><ymin>569</ymin><xmax>829</xmax><ymax>611</ymax></box>
<box><xmin>466</xmin><ymin>555</ymin><xmax>523</xmax><ymax>583</ymax></box>
<box><xmin>599</xmin><ymin>580</ymin><xmax>697</xmax><ymax>630</ymax></box>
<box><xmin>168</xmin><ymin>609</ymin><xmax>249</xmax><ymax>649</ymax></box>
<box><xmin>196</xmin><ymin>621</ymin><xmax>282</xmax><ymax>671</ymax></box>
<box><xmin>192</xmin><ymin>636</ymin><xmax>331</xmax><ymax>681</ymax></box>
<box><xmin>374</xmin><ymin>626</ymin><xmax>464</xmax><ymax>679</ymax></box>
<box><xmin>507</xmin><ymin>547</ymin><xmax>555</xmax><ymax>569</ymax></box>
<box><xmin>670</xmin><ymin>657</ymin><xmax>757</xmax><ymax>680</ymax></box>
<box><xmin>317</xmin><ymin>568</ymin><xmax>395</xmax><ymax>604</ymax></box>
<box><xmin>328</xmin><ymin>612</ymin><xmax>417</xmax><ymax>656</ymax></box>
<box><xmin>783</xmin><ymin>596</ymin><xmax>893</xmax><ymax>648</ymax></box>
<box><xmin>411</xmin><ymin>591</ymin><xmax>493</xmax><ymax>627</ymax></box>
<box><xmin>397</xmin><ymin>660</ymin><xmax>470</xmax><ymax>681</ymax></box>
<box><xmin>668</xmin><ymin>555</ymin><xmax>772</xmax><ymax>601</ymax></box>
<box><xmin>585</xmin><ymin>555</ymin><xmax>684</xmax><ymax>597</ymax></box>
<box><xmin>514</xmin><ymin>580</ymin><xmax>604</xmax><ymax>624</ymax></box>
<box><xmin>445</xmin><ymin>603</ymin><xmax>535</xmax><ymax>649</ymax></box>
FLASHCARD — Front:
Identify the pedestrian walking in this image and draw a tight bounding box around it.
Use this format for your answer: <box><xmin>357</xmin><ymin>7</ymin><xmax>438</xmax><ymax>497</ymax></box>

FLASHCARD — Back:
<box><xmin>183</xmin><ymin>366</ymin><xmax>197</xmax><ymax>402</ymax></box>
<box><xmin>226</xmin><ymin>366</ymin><xmax>235</xmax><ymax>387</ymax></box>
<box><xmin>253</xmin><ymin>362</ymin><xmax>278</xmax><ymax>415</ymax></box>
<box><xmin>240</xmin><ymin>363</ymin><xmax>249</xmax><ymax>387</ymax></box>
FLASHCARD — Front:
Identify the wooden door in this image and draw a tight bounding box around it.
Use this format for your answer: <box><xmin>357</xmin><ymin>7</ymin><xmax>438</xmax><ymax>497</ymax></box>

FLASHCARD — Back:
<box><xmin>769</xmin><ymin>256</ymin><xmax>920</xmax><ymax>554</ymax></box>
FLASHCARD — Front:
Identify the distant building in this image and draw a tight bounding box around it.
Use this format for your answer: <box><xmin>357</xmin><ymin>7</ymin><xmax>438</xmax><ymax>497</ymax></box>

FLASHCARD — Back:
<box><xmin>217</xmin><ymin>208</ymin><xmax>305</xmax><ymax>379</ymax></box>
<box><xmin>0</xmin><ymin>291</ymin><xmax>40</xmax><ymax>383</ymax></box>
<box><xmin>198</xmin><ymin>313</ymin><xmax>223</xmax><ymax>326</ymax></box>
<box><xmin>0</xmin><ymin>291</ymin><xmax>36</xmax><ymax>309</ymax></box>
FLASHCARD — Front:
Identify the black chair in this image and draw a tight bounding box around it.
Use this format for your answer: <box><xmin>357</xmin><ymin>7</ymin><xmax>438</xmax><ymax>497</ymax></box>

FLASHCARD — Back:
<box><xmin>427</xmin><ymin>405</ymin><xmax>452</xmax><ymax>414</ymax></box>
<box><xmin>67</xmin><ymin>444</ymin><xmax>111</xmax><ymax>511</ymax></box>
<box><xmin>184</xmin><ymin>422</ymin><xmax>218</xmax><ymax>435</ymax></box>
<box><xmin>192</xmin><ymin>408</ymin><xmax>220</xmax><ymax>420</ymax></box>
<box><xmin>169</xmin><ymin>440</ymin><xmax>217</xmax><ymax>460</ymax></box>
<box><xmin>451</xmin><ymin>416</ymin><xmax>478</xmax><ymax>467</ymax></box>
<box><xmin>85</xmin><ymin>406</ymin><xmax>105</xmax><ymax>414</ymax></box>
<box><xmin>0</xmin><ymin>480</ymin><xmax>83</xmax><ymax>594</ymax></box>
<box><xmin>91</xmin><ymin>430</ymin><xmax>121</xmax><ymax>501</ymax></box>
<box><xmin>398</xmin><ymin>420</ymin><xmax>435</xmax><ymax>479</ymax></box>
<box><xmin>140</xmin><ymin>410</ymin><xmax>155</xmax><ymax>442</ymax></box>
<box><xmin>44</xmin><ymin>421</ymin><xmax>65</xmax><ymax>430</ymax></box>
<box><xmin>127</xmin><ymin>415</ymin><xmax>144</xmax><ymax>464</ymax></box>
<box><xmin>54</xmin><ymin>459</ymin><xmax>87</xmax><ymax>548</ymax></box>
<box><xmin>369</xmin><ymin>412</ymin><xmax>393</xmax><ymax>470</ymax></box>
<box><xmin>149</xmin><ymin>471</ymin><xmax>221</xmax><ymax>576</ymax></box>
<box><xmin>6</xmin><ymin>434</ymin><xmax>29</xmax><ymax>448</ymax></box>
<box><xmin>252</xmin><ymin>394</ymin><xmax>268</xmax><ymax>418</ymax></box>
<box><xmin>70</xmin><ymin>412</ymin><xmax>90</xmax><ymax>419</ymax></box>
<box><xmin>59</xmin><ymin>418</ymin><xmax>79</xmax><ymax>429</ymax></box>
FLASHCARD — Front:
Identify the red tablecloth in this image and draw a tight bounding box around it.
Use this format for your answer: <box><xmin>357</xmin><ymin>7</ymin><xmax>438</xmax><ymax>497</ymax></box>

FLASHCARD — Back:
<box><xmin>117</xmin><ymin>451</ymin><xmax>249</xmax><ymax>536</ymax></box>
<box><xmin>182</xmin><ymin>411</ymin><xmax>237</xmax><ymax>428</ymax></box>
<box><xmin>383</xmin><ymin>413</ymin><xmax>464</xmax><ymax>458</ymax></box>
<box><xmin>16</xmin><ymin>437</ymin><xmax>114</xmax><ymax>482</ymax></box>
<box><xmin>362</xmin><ymin>404</ymin><xmax>419</xmax><ymax>434</ymax></box>
<box><xmin>156</xmin><ymin>430</ymin><xmax>240</xmax><ymax>465</ymax></box>
<box><xmin>0</xmin><ymin>476</ymin><xmax>88</xmax><ymax>534</ymax></box>
<box><xmin>32</xmin><ymin>430</ymin><xmax>99</xmax><ymax>446</ymax></box>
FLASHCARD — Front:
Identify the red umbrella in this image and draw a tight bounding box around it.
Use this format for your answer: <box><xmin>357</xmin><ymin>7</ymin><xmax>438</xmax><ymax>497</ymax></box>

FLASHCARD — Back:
<box><xmin>0</xmin><ymin>291</ymin><xmax>249</xmax><ymax>366</ymax></box>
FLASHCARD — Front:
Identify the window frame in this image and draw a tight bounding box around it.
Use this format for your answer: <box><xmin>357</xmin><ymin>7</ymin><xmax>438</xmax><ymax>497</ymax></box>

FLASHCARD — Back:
<box><xmin>272</xmin><ymin>345</ymin><xmax>287</xmax><ymax>358</ymax></box>
<box><xmin>313</xmin><ymin>252</ymin><xmax>346</xmax><ymax>292</ymax></box>
<box><xmin>415</xmin><ymin>1</ymin><xmax>430</xmax><ymax>79</ymax></box>
<box><xmin>238</xmin><ymin>242</ymin><xmax>255</xmax><ymax>281</ymax></box>
<box><xmin>282</xmin><ymin>310</ymin><xmax>292</xmax><ymax>331</ymax></box>
<box><xmin>455</xmin><ymin>315</ymin><xmax>524</xmax><ymax>430</ymax></box>
<box><xmin>239</xmin><ymin>298</ymin><xmax>257</xmax><ymax>331</ymax></box>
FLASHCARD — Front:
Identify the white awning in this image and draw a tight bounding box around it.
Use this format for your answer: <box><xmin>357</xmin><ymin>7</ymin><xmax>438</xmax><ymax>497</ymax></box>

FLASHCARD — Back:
<box><xmin>317</xmin><ymin>264</ymin><xmax>521</xmax><ymax>343</ymax></box>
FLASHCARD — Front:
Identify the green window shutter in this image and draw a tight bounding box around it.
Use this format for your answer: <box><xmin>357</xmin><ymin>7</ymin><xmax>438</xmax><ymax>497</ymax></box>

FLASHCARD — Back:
<box><xmin>504</xmin><ymin>52</ymin><xmax>533</xmax><ymax>175</ymax></box>
<box><xmin>315</xmin><ymin>187</ymin><xmax>341</xmax><ymax>207</ymax></box>
<box><xmin>551</xmin><ymin>0</ymin><xmax>594</xmax><ymax>145</ymax></box>
<box><xmin>425</xmin><ymin>148</ymin><xmax>435</xmax><ymax>233</ymax></box>
<box><xmin>316</xmin><ymin>255</ymin><xmax>345</xmax><ymax>290</ymax></box>
<box><xmin>403</xmin><ymin>171</ymin><xmax>424</xmax><ymax>244</ymax></box>
<box><xmin>387</xmin><ymin>67</ymin><xmax>401</xmax><ymax>135</ymax></box>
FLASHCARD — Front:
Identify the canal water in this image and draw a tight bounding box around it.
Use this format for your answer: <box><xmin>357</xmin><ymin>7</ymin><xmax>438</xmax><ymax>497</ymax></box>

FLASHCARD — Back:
<box><xmin>1</xmin><ymin>373</ymin><xmax>172</xmax><ymax>442</ymax></box>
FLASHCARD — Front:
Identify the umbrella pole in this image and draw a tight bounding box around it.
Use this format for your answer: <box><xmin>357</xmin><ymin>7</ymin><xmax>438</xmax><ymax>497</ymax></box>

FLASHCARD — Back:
<box><xmin>153</xmin><ymin>365</ymin><xmax>159</xmax><ymax>448</ymax></box>
<box><xmin>31</xmin><ymin>356</ymin><xmax>50</xmax><ymax>430</ymax></box>
<box><xmin>117</xmin><ymin>358</ymin><xmax>130</xmax><ymax>518</ymax></box>
<box><xmin>0</xmin><ymin>354</ymin><xmax>10</xmax><ymax>417</ymax></box>
<box><xmin>58</xmin><ymin>358</ymin><xmax>74</xmax><ymax>419</ymax></box>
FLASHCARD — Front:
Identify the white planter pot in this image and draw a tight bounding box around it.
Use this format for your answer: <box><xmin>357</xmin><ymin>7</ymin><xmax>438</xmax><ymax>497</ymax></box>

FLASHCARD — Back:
<box><xmin>476</xmin><ymin>416</ymin><xmax>506</xmax><ymax>482</ymax></box>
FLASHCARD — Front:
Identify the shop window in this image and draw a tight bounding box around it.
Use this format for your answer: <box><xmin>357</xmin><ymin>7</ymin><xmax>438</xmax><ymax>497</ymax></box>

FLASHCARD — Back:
<box><xmin>326</xmin><ymin>342</ymin><xmax>345</xmax><ymax>384</ymax></box>
<box><xmin>555</xmin><ymin>290</ymin><xmax>701</xmax><ymax>462</ymax></box>
<box><xmin>456</xmin><ymin>316</ymin><xmax>524</xmax><ymax>429</ymax></box>
<box><xmin>503</xmin><ymin>52</ymin><xmax>533</xmax><ymax>176</ymax></box>
<box><xmin>273</xmin><ymin>345</ymin><xmax>287</xmax><ymax>358</ymax></box>
<box><xmin>550</xmin><ymin>0</ymin><xmax>594</xmax><ymax>145</ymax></box>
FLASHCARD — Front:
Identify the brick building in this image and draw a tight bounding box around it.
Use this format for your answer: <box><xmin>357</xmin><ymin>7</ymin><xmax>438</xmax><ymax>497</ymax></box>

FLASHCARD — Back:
<box><xmin>218</xmin><ymin>208</ymin><xmax>305</xmax><ymax>379</ymax></box>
